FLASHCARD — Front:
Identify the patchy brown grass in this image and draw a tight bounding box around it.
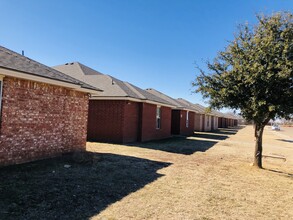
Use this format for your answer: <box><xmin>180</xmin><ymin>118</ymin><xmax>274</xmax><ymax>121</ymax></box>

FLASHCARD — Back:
<box><xmin>0</xmin><ymin>152</ymin><xmax>170</xmax><ymax>219</ymax></box>
<box><xmin>88</xmin><ymin>126</ymin><xmax>293</xmax><ymax>220</ymax></box>
<box><xmin>1</xmin><ymin>126</ymin><xmax>292</xmax><ymax>219</ymax></box>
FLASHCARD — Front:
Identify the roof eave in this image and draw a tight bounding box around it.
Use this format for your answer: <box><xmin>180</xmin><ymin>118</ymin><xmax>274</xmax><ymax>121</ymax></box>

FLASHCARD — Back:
<box><xmin>0</xmin><ymin>67</ymin><xmax>101</xmax><ymax>94</ymax></box>
<box><xmin>90</xmin><ymin>95</ymin><xmax>176</xmax><ymax>108</ymax></box>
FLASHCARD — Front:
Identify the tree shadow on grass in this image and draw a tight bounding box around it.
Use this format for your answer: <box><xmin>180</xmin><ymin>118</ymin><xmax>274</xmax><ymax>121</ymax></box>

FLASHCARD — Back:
<box><xmin>192</xmin><ymin>132</ymin><xmax>229</xmax><ymax>140</ymax></box>
<box><xmin>214</xmin><ymin>127</ymin><xmax>242</xmax><ymax>135</ymax></box>
<box><xmin>129</xmin><ymin>137</ymin><xmax>218</xmax><ymax>155</ymax></box>
<box><xmin>276</xmin><ymin>139</ymin><xmax>293</xmax><ymax>143</ymax></box>
<box><xmin>264</xmin><ymin>168</ymin><xmax>293</xmax><ymax>178</ymax></box>
<box><xmin>0</xmin><ymin>152</ymin><xmax>171</xmax><ymax>220</ymax></box>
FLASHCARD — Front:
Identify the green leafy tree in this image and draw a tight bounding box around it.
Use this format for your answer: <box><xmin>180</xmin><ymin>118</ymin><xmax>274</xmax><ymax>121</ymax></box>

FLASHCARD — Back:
<box><xmin>193</xmin><ymin>12</ymin><xmax>293</xmax><ymax>168</ymax></box>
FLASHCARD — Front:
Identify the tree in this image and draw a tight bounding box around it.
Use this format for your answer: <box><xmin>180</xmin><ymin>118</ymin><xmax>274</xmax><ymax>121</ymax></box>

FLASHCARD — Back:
<box><xmin>193</xmin><ymin>12</ymin><xmax>293</xmax><ymax>168</ymax></box>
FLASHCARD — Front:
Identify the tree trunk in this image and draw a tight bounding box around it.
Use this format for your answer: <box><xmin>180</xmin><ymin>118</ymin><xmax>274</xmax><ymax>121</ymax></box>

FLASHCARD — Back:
<box><xmin>253</xmin><ymin>124</ymin><xmax>265</xmax><ymax>168</ymax></box>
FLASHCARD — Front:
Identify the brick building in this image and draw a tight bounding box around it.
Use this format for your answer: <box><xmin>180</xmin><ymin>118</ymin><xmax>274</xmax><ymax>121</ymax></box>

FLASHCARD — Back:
<box><xmin>225</xmin><ymin>113</ymin><xmax>239</xmax><ymax>127</ymax></box>
<box><xmin>0</xmin><ymin>46</ymin><xmax>101</xmax><ymax>166</ymax></box>
<box><xmin>192</xmin><ymin>104</ymin><xmax>219</xmax><ymax>131</ymax></box>
<box><xmin>218</xmin><ymin>115</ymin><xmax>228</xmax><ymax>128</ymax></box>
<box><xmin>176</xmin><ymin>99</ymin><xmax>220</xmax><ymax>132</ymax></box>
<box><xmin>54</xmin><ymin>62</ymin><xmax>175</xmax><ymax>143</ymax></box>
<box><xmin>217</xmin><ymin>113</ymin><xmax>239</xmax><ymax>128</ymax></box>
<box><xmin>146</xmin><ymin>89</ymin><xmax>196</xmax><ymax>136</ymax></box>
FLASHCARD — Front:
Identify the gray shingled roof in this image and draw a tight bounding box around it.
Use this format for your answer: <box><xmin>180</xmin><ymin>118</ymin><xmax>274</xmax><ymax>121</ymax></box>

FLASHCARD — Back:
<box><xmin>53</xmin><ymin>62</ymin><xmax>174</xmax><ymax>106</ymax></box>
<box><xmin>176</xmin><ymin>98</ymin><xmax>202</xmax><ymax>113</ymax></box>
<box><xmin>146</xmin><ymin>89</ymin><xmax>184</xmax><ymax>108</ymax></box>
<box><xmin>128</xmin><ymin>84</ymin><xmax>174</xmax><ymax>105</ymax></box>
<box><xmin>176</xmin><ymin>99</ymin><xmax>213</xmax><ymax>115</ymax></box>
<box><xmin>54</xmin><ymin>62</ymin><xmax>103</xmax><ymax>77</ymax></box>
<box><xmin>177</xmin><ymin>98</ymin><xmax>236</xmax><ymax>118</ymax></box>
<box><xmin>215</xmin><ymin>111</ymin><xmax>228</xmax><ymax>118</ymax></box>
<box><xmin>146</xmin><ymin>89</ymin><xmax>200</xmax><ymax>112</ymax></box>
<box><xmin>224</xmin><ymin>113</ymin><xmax>240</xmax><ymax>119</ymax></box>
<box><xmin>210</xmin><ymin>109</ymin><xmax>224</xmax><ymax>117</ymax></box>
<box><xmin>0</xmin><ymin>46</ymin><xmax>101</xmax><ymax>92</ymax></box>
<box><xmin>193</xmin><ymin>104</ymin><xmax>220</xmax><ymax>116</ymax></box>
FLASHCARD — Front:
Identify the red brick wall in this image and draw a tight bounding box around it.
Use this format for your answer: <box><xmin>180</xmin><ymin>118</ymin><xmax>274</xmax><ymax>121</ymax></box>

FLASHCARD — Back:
<box><xmin>218</xmin><ymin>117</ymin><xmax>223</xmax><ymax>128</ymax></box>
<box><xmin>87</xmin><ymin>100</ymin><xmax>125</xmax><ymax>143</ymax></box>
<box><xmin>202</xmin><ymin>114</ymin><xmax>206</xmax><ymax>131</ymax></box>
<box><xmin>123</xmin><ymin>101</ymin><xmax>140</xmax><ymax>143</ymax></box>
<box><xmin>194</xmin><ymin>113</ymin><xmax>203</xmax><ymax>131</ymax></box>
<box><xmin>228</xmin><ymin>119</ymin><xmax>234</xmax><ymax>127</ymax></box>
<box><xmin>140</xmin><ymin>103</ymin><xmax>171</xmax><ymax>142</ymax></box>
<box><xmin>204</xmin><ymin>115</ymin><xmax>212</xmax><ymax>131</ymax></box>
<box><xmin>224</xmin><ymin>118</ymin><xmax>228</xmax><ymax>128</ymax></box>
<box><xmin>0</xmin><ymin>77</ymin><xmax>89</xmax><ymax>166</ymax></box>
<box><xmin>88</xmin><ymin>100</ymin><xmax>171</xmax><ymax>143</ymax></box>
<box><xmin>179</xmin><ymin>111</ymin><xmax>195</xmax><ymax>136</ymax></box>
<box><xmin>213</xmin><ymin>116</ymin><xmax>218</xmax><ymax>130</ymax></box>
<box><xmin>211</xmin><ymin>116</ymin><xmax>215</xmax><ymax>130</ymax></box>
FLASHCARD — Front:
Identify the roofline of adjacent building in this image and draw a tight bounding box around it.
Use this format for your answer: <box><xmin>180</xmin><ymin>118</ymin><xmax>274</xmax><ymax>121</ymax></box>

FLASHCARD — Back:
<box><xmin>172</xmin><ymin>107</ymin><xmax>200</xmax><ymax>113</ymax></box>
<box><xmin>90</xmin><ymin>95</ymin><xmax>176</xmax><ymax>108</ymax></box>
<box><xmin>145</xmin><ymin>88</ymin><xmax>201</xmax><ymax>113</ymax></box>
<box><xmin>0</xmin><ymin>67</ymin><xmax>101</xmax><ymax>94</ymax></box>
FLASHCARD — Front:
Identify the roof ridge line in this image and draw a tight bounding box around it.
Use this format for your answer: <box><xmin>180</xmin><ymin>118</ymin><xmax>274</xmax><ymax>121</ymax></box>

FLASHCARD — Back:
<box><xmin>146</xmin><ymin>88</ymin><xmax>184</xmax><ymax>108</ymax></box>
<box><xmin>74</xmin><ymin>62</ymin><xmax>86</xmax><ymax>77</ymax></box>
<box><xmin>0</xmin><ymin>46</ymin><xmax>100</xmax><ymax>92</ymax></box>
<box><xmin>124</xmin><ymin>82</ymin><xmax>146</xmax><ymax>99</ymax></box>
<box><xmin>106</xmin><ymin>75</ymin><xmax>128</xmax><ymax>97</ymax></box>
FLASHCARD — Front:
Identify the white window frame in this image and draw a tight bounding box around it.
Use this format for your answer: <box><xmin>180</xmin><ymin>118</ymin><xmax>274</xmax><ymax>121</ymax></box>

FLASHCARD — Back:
<box><xmin>156</xmin><ymin>106</ymin><xmax>161</xmax><ymax>129</ymax></box>
<box><xmin>186</xmin><ymin>111</ymin><xmax>189</xmax><ymax>128</ymax></box>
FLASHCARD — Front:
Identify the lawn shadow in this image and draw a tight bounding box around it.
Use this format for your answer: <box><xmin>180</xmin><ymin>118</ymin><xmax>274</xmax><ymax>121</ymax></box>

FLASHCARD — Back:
<box><xmin>128</xmin><ymin>137</ymin><xmax>218</xmax><ymax>155</ymax></box>
<box><xmin>276</xmin><ymin>139</ymin><xmax>293</xmax><ymax>143</ymax></box>
<box><xmin>264</xmin><ymin>168</ymin><xmax>293</xmax><ymax>178</ymax></box>
<box><xmin>129</xmin><ymin>128</ymin><xmax>241</xmax><ymax>155</ymax></box>
<box><xmin>192</xmin><ymin>132</ymin><xmax>229</xmax><ymax>140</ymax></box>
<box><xmin>0</xmin><ymin>152</ymin><xmax>171</xmax><ymax>220</ymax></box>
<box><xmin>215</xmin><ymin>127</ymin><xmax>242</xmax><ymax>135</ymax></box>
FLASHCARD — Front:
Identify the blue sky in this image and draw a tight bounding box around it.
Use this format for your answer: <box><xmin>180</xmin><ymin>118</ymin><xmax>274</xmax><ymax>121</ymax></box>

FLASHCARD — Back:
<box><xmin>0</xmin><ymin>0</ymin><xmax>292</xmax><ymax>105</ymax></box>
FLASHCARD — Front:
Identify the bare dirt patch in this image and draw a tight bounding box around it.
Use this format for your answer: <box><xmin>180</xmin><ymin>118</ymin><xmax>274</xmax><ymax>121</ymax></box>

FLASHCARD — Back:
<box><xmin>1</xmin><ymin>126</ymin><xmax>292</xmax><ymax>219</ymax></box>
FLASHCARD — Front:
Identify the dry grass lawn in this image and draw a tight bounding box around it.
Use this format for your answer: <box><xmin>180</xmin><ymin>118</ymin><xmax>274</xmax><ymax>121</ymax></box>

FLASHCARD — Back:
<box><xmin>0</xmin><ymin>125</ymin><xmax>292</xmax><ymax>219</ymax></box>
<box><xmin>88</xmin><ymin>125</ymin><xmax>293</xmax><ymax>220</ymax></box>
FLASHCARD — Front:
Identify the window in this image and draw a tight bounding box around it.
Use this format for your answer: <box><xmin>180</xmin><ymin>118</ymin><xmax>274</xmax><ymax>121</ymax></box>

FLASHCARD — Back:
<box><xmin>156</xmin><ymin>106</ymin><xmax>161</xmax><ymax>129</ymax></box>
<box><xmin>186</xmin><ymin>111</ymin><xmax>189</xmax><ymax>128</ymax></box>
<box><xmin>207</xmin><ymin>116</ymin><xmax>210</xmax><ymax>127</ymax></box>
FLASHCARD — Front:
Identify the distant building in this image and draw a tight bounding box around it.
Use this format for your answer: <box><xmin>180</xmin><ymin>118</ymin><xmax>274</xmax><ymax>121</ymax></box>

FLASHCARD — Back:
<box><xmin>54</xmin><ymin>62</ymin><xmax>175</xmax><ymax>143</ymax></box>
<box><xmin>176</xmin><ymin>99</ymin><xmax>219</xmax><ymax>132</ymax></box>
<box><xmin>146</xmin><ymin>89</ymin><xmax>197</xmax><ymax>136</ymax></box>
